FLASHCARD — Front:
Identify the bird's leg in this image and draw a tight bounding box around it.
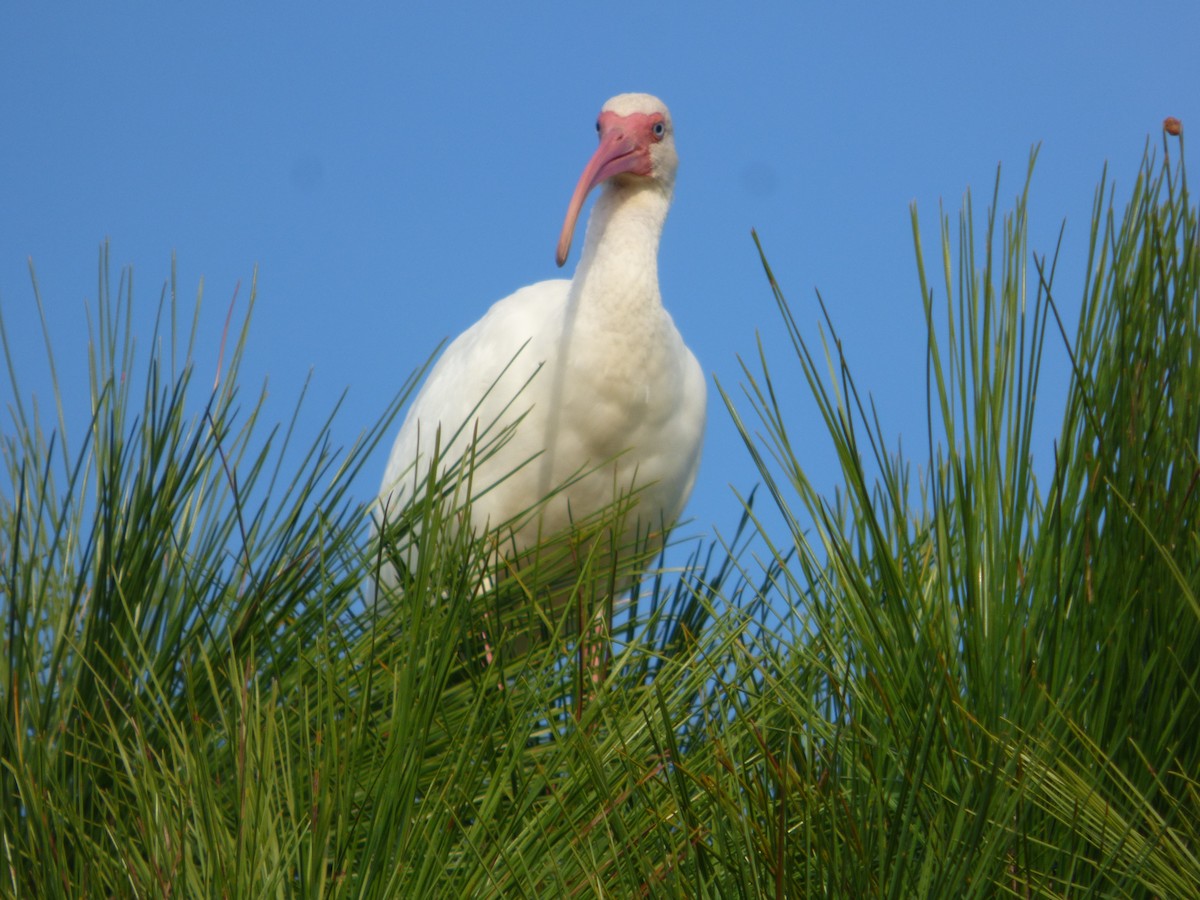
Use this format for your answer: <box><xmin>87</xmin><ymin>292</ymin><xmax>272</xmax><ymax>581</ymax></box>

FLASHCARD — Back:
<box><xmin>586</xmin><ymin>605</ymin><xmax>609</xmax><ymax>687</ymax></box>
<box><xmin>477</xmin><ymin>616</ymin><xmax>509</xmax><ymax>692</ymax></box>
<box><xmin>481</xmin><ymin>624</ymin><xmax>496</xmax><ymax>666</ymax></box>
<box><xmin>573</xmin><ymin>601</ymin><xmax>610</xmax><ymax>720</ymax></box>
<box><xmin>476</xmin><ymin>571</ymin><xmax>506</xmax><ymax>691</ymax></box>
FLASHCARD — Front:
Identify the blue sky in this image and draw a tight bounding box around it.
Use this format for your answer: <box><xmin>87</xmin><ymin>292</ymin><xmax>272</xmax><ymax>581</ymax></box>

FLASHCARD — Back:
<box><xmin>3</xmin><ymin>4</ymin><xmax>1198</xmax><ymax>563</ymax></box>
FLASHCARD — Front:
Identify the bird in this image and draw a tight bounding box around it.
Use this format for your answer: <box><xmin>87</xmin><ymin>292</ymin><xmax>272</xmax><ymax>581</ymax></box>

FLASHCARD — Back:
<box><xmin>374</xmin><ymin>93</ymin><xmax>705</xmax><ymax>663</ymax></box>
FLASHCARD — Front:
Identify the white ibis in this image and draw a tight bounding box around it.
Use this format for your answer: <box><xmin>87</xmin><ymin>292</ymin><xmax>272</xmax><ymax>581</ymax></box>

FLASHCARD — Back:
<box><xmin>375</xmin><ymin>93</ymin><xmax>705</xmax><ymax>651</ymax></box>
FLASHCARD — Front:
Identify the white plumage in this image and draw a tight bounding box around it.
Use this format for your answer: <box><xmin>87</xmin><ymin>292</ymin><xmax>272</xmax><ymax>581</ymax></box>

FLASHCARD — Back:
<box><xmin>376</xmin><ymin>93</ymin><xmax>704</xmax><ymax>597</ymax></box>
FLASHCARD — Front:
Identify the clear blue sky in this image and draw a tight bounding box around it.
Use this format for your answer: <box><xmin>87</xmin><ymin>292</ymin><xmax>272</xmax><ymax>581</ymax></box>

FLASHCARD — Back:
<box><xmin>3</xmin><ymin>4</ymin><xmax>1198</xmax><ymax>560</ymax></box>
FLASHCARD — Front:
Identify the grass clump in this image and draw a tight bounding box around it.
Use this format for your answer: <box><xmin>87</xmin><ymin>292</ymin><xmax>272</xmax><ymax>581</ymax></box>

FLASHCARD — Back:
<box><xmin>1</xmin><ymin>133</ymin><xmax>1196</xmax><ymax>897</ymax></box>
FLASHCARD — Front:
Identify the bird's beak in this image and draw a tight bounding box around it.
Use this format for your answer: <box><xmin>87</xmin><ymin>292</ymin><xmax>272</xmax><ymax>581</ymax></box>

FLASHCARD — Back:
<box><xmin>556</xmin><ymin>127</ymin><xmax>648</xmax><ymax>267</ymax></box>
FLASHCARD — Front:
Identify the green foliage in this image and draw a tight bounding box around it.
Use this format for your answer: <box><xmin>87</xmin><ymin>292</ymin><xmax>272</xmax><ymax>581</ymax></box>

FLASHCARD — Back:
<box><xmin>1</xmin><ymin>138</ymin><xmax>1196</xmax><ymax>897</ymax></box>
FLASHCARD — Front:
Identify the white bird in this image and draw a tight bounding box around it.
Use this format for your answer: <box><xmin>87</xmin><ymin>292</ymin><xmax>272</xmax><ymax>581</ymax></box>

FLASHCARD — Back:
<box><xmin>375</xmin><ymin>93</ymin><xmax>705</xmax><ymax>637</ymax></box>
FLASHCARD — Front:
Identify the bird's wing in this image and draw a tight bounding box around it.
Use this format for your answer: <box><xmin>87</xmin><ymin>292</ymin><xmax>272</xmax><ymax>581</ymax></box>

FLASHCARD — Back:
<box><xmin>377</xmin><ymin>278</ymin><xmax>572</xmax><ymax>514</ymax></box>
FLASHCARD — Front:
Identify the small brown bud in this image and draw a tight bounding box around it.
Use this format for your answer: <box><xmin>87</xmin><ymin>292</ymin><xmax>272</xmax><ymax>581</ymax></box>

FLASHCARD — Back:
<box><xmin>1164</xmin><ymin>116</ymin><xmax>1182</xmax><ymax>136</ymax></box>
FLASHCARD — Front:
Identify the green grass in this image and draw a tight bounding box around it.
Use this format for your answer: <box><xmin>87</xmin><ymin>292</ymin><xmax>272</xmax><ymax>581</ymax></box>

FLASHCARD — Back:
<box><xmin>2</xmin><ymin>135</ymin><xmax>1196</xmax><ymax>897</ymax></box>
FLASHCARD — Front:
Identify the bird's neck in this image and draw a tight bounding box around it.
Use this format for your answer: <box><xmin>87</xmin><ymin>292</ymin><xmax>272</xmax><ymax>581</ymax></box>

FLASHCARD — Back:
<box><xmin>569</xmin><ymin>178</ymin><xmax>672</xmax><ymax>327</ymax></box>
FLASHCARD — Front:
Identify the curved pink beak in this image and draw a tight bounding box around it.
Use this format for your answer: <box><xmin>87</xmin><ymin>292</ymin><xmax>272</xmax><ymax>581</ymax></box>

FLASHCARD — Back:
<box><xmin>556</xmin><ymin>125</ymin><xmax>650</xmax><ymax>267</ymax></box>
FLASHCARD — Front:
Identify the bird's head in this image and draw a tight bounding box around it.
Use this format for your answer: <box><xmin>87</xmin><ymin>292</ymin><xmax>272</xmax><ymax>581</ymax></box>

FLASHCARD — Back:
<box><xmin>556</xmin><ymin>93</ymin><xmax>676</xmax><ymax>267</ymax></box>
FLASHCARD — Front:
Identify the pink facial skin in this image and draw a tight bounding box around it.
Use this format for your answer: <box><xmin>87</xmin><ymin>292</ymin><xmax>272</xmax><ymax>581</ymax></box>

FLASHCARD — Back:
<box><xmin>557</xmin><ymin>111</ymin><xmax>666</xmax><ymax>267</ymax></box>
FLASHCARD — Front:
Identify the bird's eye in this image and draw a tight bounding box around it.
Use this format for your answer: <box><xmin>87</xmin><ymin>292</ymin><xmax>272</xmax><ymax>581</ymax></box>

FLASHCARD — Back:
<box><xmin>595</xmin><ymin>119</ymin><xmax>601</xmax><ymax>134</ymax></box>
<box><xmin>652</xmin><ymin>121</ymin><xmax>666</xmax><ymax>139</ymax></box>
